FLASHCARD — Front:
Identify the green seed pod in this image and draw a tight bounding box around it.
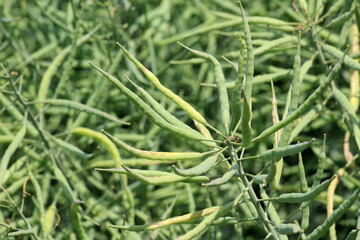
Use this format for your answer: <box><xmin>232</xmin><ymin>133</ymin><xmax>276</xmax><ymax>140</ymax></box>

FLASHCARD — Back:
<box><xmin>275</xmin><ymin>223</ymin><xmax>301</xmax><ymax>235</ymax></box>
<box><xmin>173</xmin><ymin>154</ymin><xmax>218</xmax><ymax>176</ymax></box>
<box><xmin>278</xmin><ymin>176</ymin><xmax>335</xmax><ymax>203</ymax></box>
<box><xmin>177</xmin><ymin>42</ymin><xmax>230</xmax><ymax>134</ymax></box>
<box><xmin>257</xmin><ymin>140</ymin><xmax>314</xmax><ymax>162</ymax></box>
<box><xmin>305</xmin><ymin>188</ymin><xmax>360</xmax><ymax>240</ymax></box>
<box><xmin>103</xmin><ymin>130</ymin><xmax>216</xmax><ymax>161</ymax></box>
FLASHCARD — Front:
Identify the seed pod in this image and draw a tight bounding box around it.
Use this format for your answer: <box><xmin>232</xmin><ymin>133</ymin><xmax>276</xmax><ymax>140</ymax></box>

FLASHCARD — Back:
<box><xmin>173</xmin><ymin>154</ymin><xmax>218</xmax><ymax>176</ymax></box>
<box><xmin>71</xmin><ymin>199</ymin><xmax>87</xmax><ymax>240</ymax></box>
<box><xmin>54</xmin><ymin>167</ymin><xmax>75</xmax><ymax>202</ymax></box>
<box><xmin>240</xmin><ymin>1</ymin><xmax>254</xmax><ymax>147</ymax></box>
<box><xmin>90</xmin><ymin>62</ymin><xmax>209</xmax><ymax>143</ymax></box>
<box><xmin>322</xmin><ymin>44</ymin><xmax>360</xmax><ymax>71</ymax></box>
<box><xmin>305</xmin><ymin>188</ymin><xmax>360</xmax><ymax>240</ymax></box>
<box><xmin>254</xmin><ymin>36</ymin><xmax>297</xmax><ymax>56</ymax></box>
<box><xmin>254</xmin><ymin>174</ymin><xmax>268</xmax><ymax>185</ymax></box>
<box><xmin>278</xmin><ymin>176</ymin><xmax>335</xmax><ymax>203</ymax></box>
<box><xmin>109</xmin><ymin>206</ymin><xmax>220</xmax><ymax>231</ymax></box>
<box><xmin>312</xmin><ymin>134</ymin><xmax>327</xmax><ymax>188</ymax></box>
<box><xmin>177</xmin><ymin>42</ymin><xmax>230</xmax><ymax>134</ymax></box>
<box><xmin>0</xmin><ymin>122</ymin><xmax>26</xmax><ymax>185</ymax></box>
<box><xmin>257</xmin><ymin>139</ymin><xmax>314</xmax><ymax>162</ymax></box>
<box><xmin>103</xmin><ymin>130</ymin><xmax>216</xmax><ymax>161</ymax></box>
<box><xmin>326</xmin><ymin>9</ymin><xmax>355</xmax><ymax>29</ymax></box>
<box><xmin>125</xmin><ymin>76</ymin><xmax>199</xmax><ymax>134</ymax></box>
<box><xmin>156</xmin><ymin>17</ymin><xmax>293</xmax><ymax>45</ymax></box>
<box><xmin>122</xmin><ymin>165</ymin><xmax>210</xmax><ymax>185</ymax></box>
<box><xmin>332</xmin><ymin>84</ymin><xmax>360</xmax><ymax>151</ymax></box>
<box><xmin>275</xmin><ymin>223</ymin><xmax>301</xmax><ymax>235</ymax></box>
<box><xmin>116</xmin><ymin>42</ymin><xmax>208</xmax><ymax>125</ymax></box>
<box><xmin>231</xmin><ymin>37</ymin><xmax>246</xmax><ymax>131</ymax></box>
<box><xmin>344</xmin><ymin>229</ymin><xmax>359</xmax><ymax>240</ymax></box>
<box><xmin>202</xmin><ymin>163</ymin><xmax>238</xmax><ymax>187</ymax></box>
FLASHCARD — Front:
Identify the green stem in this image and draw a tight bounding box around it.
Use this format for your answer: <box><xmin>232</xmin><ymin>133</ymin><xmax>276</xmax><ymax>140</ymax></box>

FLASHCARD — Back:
<box><xmin>228</xmin><ymin>143</ymin><xmax>280</xmax><ymax>240</ymax></box>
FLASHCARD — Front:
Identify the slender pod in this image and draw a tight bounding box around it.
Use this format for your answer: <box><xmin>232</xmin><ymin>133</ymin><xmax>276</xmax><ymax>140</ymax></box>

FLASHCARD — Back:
<box><xmin>96</xmin><ymin>168</ymin><xmax>175</xmax><ymax>177</ymax></box>
<box><xmin>121</xmin><ymin>165</ymin><xmax>210</xmax><ymax>185</ymax></box>
<box><xmin>88</xmin><ymin>158</ymin><xmax>174</xmax><ymax>168</ymax></box>
<box><xmin>322</xmin><ymin>44</ymin><xmax>360</xmax><ymax>71</ymax></box>
<box><xmin>325</xmin><ymin>0</ymin><xmax>346</xmax><ymax>17</ymax></box>
<box><xmin>177</xmin><ymin>42</ymin><xmax>230</xmax><ymax>134</ymax></box>
<box><xmin>254</xmin><ymin>36</ymin><xmax>297</xmax><ymax>56</ymax></box>
<box><xmin>0</xmin><ymin>136</ymin><xmax>13</xmax><ymax>143</ymax></box>
<box><xmin>7</xmin><ymin>230</ymin><xmax>33</xmax><ymax>237</ymax></box>
<box><xmin>43</xmin><ymin>99</ymin><xmax>129</xmax><ymax>125</ymax></box>
<box><xmin>252</xmin><ymin>47</ymin><xmax>348</xmax><ymax>142</ymax></box>
<box><xmin>202</xmin><ymin>164</ymin><xmax>237</xmax><ymax>186</ymax></box>
<box><xmin>271</xmin><ymin>79</ymin><xmax>280</xmax><ymax>145</ymax></box>
<box><xmin>124</xmin><ymin>76</ymin><xmax>200</xmax><ymax>134</ymax></box>
<box><xmin>231</xmin><ymin>37</ymin><xmax>246</xmax><ymax>131</ymax></box>
<box><xmin>203</xmin><ymin>70</ymin><xmax>292</xmax><ymax>88</ymax></box>
<box><xmin>305</xmin><ymin>188</ymin><xmax>360</xmax><ymax>240</ymax></box>
<box><xmin>72</xmin><ymin>127</ymin><xmax>121</xmax><ymax>168</ymax></box>
<box><xmin>0</xmin><ymin>120</ymin><xmax>26</xmax><ymax>185</ymax></box>
<box><xmin>300</xmin><ymin>53</ymin><xmax>316</xmax><ymax>83</ymax></box>
<box><xmin>277</xmin><ymin>176</ymin><xmax>334</xmax><ymax>203</ymax></box>
<box><xmin>247</xmin><ymin>139</ymin><xmax>314</xmax><ymax>162</ymax></box>
<box><xmin>116</xmin><ymin>42</ymin><xmax>208</xmax><ymax>125</ymax></box>
<box><xmin>312</xmin><ymin>134</ymin><xmax>327</xmax><ymax>188</ymax></box>
<box><xmin>28</xmin><ymin>171</ymin><xmax>46</xmax><ymax>237</ymax></box>
<box><xmin>298</xmin><ymin>152</ymin><xmax>308</xmax><ymax>193</ymax></box>
<box><xmin>70</xmin><ymin>200</ymin><xmax>87</xmax><ymax>240</ymax></box>
<box><xmin>332</xmin><ymin>84</ymin><xmax>360</xmax><ymax>151</ymax></box>
<box><xmin>54</xmin><ymin>167</ymin><xmax>76</xmax><ymax>202</ymax></box>
<box><xmin>240</xmin><ymin>92</ymin><xmax>252</xmax><ymax>147</ymax></box>
<box><xmin>298</xmin><ymin>152</ymin><xmax>309</xmax><ymax>230</ymax></box>
<box><xmin>44</xmin><ymin>203</ymin><xmax>57</xmax><ymax>236</ymax></box>
<box><xmin>109</xmin><ymin>206</ymin><xmax>220</xmax><ymax>231</ymax></box>
<box><xmin>325</xmin><ymin>8</ymin><xmax>355</xmax><ymax>28</ymax></box>
<box><xmin>156</xmin><ymin>16</ymin><xmax>293</xmax><ymax>45</ymax></box>
<box><xmin>266</xmin><ymin>151</ymin><xmax>277</xmax><ymax>186</ymax></box>
<box><xmin>176</xmin><ymin>193</ymin><xmax>244</xmax><ymax>240</ymax></box>
<box><xmin>302</xmin><ymin>207</ymin><xmax>310</xmax><ymax>230</ymax></box>
<box><xmin>173</xmin><ymin>153</ymin><xmax>220</xmax><ymax>177</ymax></box>
<box><xmin>90</xmin><ymin>63</ymin><xmax>208</xmax><ymax>143</ymax></box>
<box><xmin>278</xmin><ymin>31</ymin><xmax>302</xmax><ymax>148</ymax></box>
<box><xmin>275</xmin><ymin>224</ymin><xmax>301</xmax><ymax>235</ymax></box>
<box><xmin>239</xmin><ymin>1</ymin><xmax>254</xmax><ymax>147</ymax></box>
<box><xmin>254</xmin><ymin>174</ymin><xmax>268</xmax><ymax>185</ymax></box>
<box><xmin>103</xmin><ymin>130</ymin><xmax>216</xmax><ymax>161</ymax></box>
<box><xmin>344</xmin><ymin>229</ymin><xmax>359</xmax><ymax>240</ymax></box>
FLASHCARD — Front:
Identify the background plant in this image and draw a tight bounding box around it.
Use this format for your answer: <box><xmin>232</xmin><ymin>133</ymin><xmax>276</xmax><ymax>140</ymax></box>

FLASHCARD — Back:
<box><xmin>0</xmin><ymin>0</ymin><xmax>360</xmax><ymax>239</ymax></box>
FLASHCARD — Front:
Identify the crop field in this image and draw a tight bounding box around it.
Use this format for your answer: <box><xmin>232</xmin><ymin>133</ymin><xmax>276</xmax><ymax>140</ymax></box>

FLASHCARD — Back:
<box><xmin>0</xmin><ymin>0</ymin><xmax>360</xmax><ymax>239</ymax></box>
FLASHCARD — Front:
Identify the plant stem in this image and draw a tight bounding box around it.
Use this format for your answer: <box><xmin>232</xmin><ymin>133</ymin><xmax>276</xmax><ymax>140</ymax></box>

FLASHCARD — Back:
<box><xmin>228</xmin><ymin>143</ymin><xmax>280</xmax><ymax>240</ymax></box>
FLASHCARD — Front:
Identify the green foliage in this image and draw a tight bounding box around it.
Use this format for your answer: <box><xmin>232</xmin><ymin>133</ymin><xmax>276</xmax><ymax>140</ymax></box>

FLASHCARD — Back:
<box><xmin>1</xmin><ymin>0</ymin><xmax>360</xmax><ymax>239</ymax></box>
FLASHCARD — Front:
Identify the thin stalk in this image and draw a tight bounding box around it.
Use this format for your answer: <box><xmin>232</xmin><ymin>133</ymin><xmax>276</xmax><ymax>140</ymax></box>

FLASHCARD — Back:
<box><xmin>227</xmin><ymin>143</ymin><xmax>280</xmax><ymax>240</ymax></box>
